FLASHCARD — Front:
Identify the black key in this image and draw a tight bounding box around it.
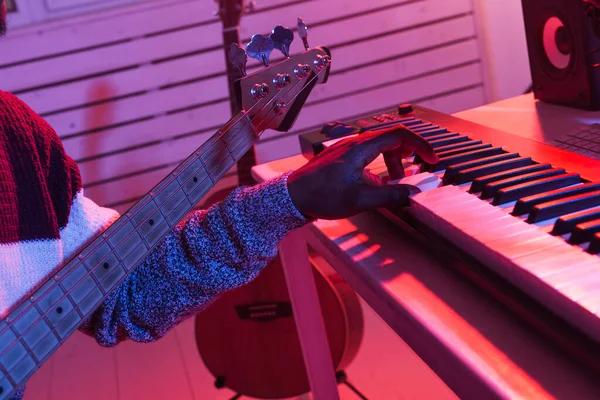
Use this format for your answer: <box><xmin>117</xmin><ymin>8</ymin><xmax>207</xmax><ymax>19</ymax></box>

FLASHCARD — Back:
<box><xmin>513</xmin><ymin>182</ymin><xmax>600</xmax><ymax>216</ymax></box>
<box><xmin>494</xmin><ymin>173</ymin><xmax>581</xmax><ymax>206</ymax></box>
<box><xmin>417</xmin><ymin>127</ymin><xmax>449</xmax><ymax>137</ymax></box>
<box><xmin>428</xmin><ymin>147</ymin><xmax>505</xmax><ymax>172</ymax></box>
<box><xmin>481</xmin><ymin>169</ymin><xmax>565</xmax><ymax>199</ymax></box>
<box><xmin>568</xmin><ymin>219</ymin><xmax>600</xmax><ymax>244</ymax></box>
<box><xmin>413</xmin><ymin>140</ymin><xmax>482</xmax><ymax>164</ymax></box>
<box><xmin>428</xmin><ymin>136</ymin><xmax>470</xmax><ymax>149</ymax></box>
<box><xmin>410</xmin><ymin>123</ymin><xmax>437</xmax><ymax>132</ymax></box>
<box><xmin>412</xmin><ymin>125</ymin><xmax>439</xmax><ymax>133</ymax></box>
<box><xmin>443</xmin><ymin>153</ymin><xmax>520</xmax><ymax>182</ymax></box>
<box><xmin>587</xmin><ymin>232</ymin><xmax>600</xmax><ymax>254</ymax></box>
<box><xmin>424</xmin><ymin>132</ymin><xmax>460</xmax><ymax>142</ymax></box>
<box><xmin>434</xmin><ymin>140</ymin><xmax>484</xmax><ymax>153</ymax></box>
<box><xmin>437</xmin><ymin>144</ymin><xmax>493</xmax><ymax>159</ymax></box>
<box><xmin>452</xmin><ymin>157</ymin><xmax>534</xmax><ymax>185</ymax></box>
<box><xmin>469</xmin><ymin>164</ymin><xmax>552</xmax><ymax>193</ymax></box>
<box><xmin>529</xmin><ymin>190</ymin><xmax>600</xmax><ymax>223</ymax></box>
<box><xmin>552</xmin><ymin>208</ymin><xmax>600</xmax><ymax>235</ymax></box>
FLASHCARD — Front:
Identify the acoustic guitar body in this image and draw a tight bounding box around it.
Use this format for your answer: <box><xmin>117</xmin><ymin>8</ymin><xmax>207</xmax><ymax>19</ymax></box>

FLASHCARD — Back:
<box><xmin>194</xmin><ymin>254</ymin><xmax>364</xmax><ymax>399</ymax></box>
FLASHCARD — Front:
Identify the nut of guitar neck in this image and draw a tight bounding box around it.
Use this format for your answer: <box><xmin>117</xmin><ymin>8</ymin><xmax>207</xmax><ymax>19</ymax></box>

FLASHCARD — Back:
<box><xmin>250</xmin><ymin>83</ymin><xmax>270</xmax><ymax>100</ymax></box>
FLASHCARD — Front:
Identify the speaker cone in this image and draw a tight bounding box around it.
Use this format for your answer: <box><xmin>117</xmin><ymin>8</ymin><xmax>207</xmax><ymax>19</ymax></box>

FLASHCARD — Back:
<box><xmin>542</xmin><ymin>16</ymin><xmax>572</xmax><ymax>72</ymax></box>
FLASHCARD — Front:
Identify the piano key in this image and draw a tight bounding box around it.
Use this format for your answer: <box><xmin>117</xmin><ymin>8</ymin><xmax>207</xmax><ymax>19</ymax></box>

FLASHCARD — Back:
<box><xmin>452</xmin><ymin>157</ymin><xmax>535</xmax><ymax>185</ymax></box>
<box><xmin>529</xmin><ymin>190</ymin><xmax>600</xmax><ymax>223</ymax></box>
<box><xmin>469</xmin><ymin>164</ymin><xmax>553</xmax><ymax>193</ymax></box>
<box><xmin>415</xmin><ymin>127</ymin><xmax>449</xmax><ymax>137</ymax></box>
<box><xmin>437</xmin><ymin>144</ymin><xmax>493</xmax><ymax>159</ymax></box>
<box><xmin>443</xmin><ymin>153</ymin><xmax>521</xmax><ymax>182</ymax></box>
<box><xmin>568</xmin><ymin>219</ymin><xmax>600</xmax><ymax>244</ymax></box>
<box><xmin>493</xmin><ymin>173</ymin><xmax>581</xmax><ymax>206</ymax></box>
<box><xmin>512</xmin><ymin>182</ymin><xmax>600</xmax><ymax>216</ymax></box>
<box><xmin>433</xmin><ymin>140</ymin><xmax>484</xmax><ymax>154</ymax></box>
<box><xmin>588</xmin><ymin>233</ymin><xmax>600</xmax><ymax>254</ymax></box>
<box><xmin>552</xmin><ymin>207</ymin><xmax>600</xmax><ymax>235</ymax></box>
<box><xmin>480</xmin><ymin>169</ymin><xmax>566</xmax><ymax>199</ymax></box>
<box><xmin>428</xmin><ymin>135</ymin><xmax>470</xmax><ymax>149</ymax></box>
<box><xmin>413</xmin><ymin>140</ymin><xmax>483</xmax><ymax>164</ymax></box>
<box><xmin>427</xmin><ymin>147</ymin><xmax>506</xmax><ymax>172</ymax></box>
<box><xmin>423</xmin><ymin>132</ymin><xmax>460</xmax><ymax>142</ymax></box>
<box><xmin>518</xmin><ymin>245</ymin><xmax>594</xmax><ymax>278</ymax></box>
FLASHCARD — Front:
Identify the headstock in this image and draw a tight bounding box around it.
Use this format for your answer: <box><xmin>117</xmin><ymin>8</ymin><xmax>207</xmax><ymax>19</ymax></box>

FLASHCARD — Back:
<box><xmin>230</xmin><ymin>19</ymin><xmax>331</xmax><ymax>132</ymax></box>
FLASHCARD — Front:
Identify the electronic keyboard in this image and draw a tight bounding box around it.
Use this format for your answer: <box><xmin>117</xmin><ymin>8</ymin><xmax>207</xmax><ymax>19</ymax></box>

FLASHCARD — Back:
<box><xmin>299</xmin><ymin>104</ymin><xmax>600</xmax><ymax>372</ymax></box>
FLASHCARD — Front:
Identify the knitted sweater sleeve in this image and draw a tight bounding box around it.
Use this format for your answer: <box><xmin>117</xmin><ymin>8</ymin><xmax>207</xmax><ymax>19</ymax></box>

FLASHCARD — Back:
<box><xmin>79</xmin><ymin>172</ymin><xmax>309</xmax><ymax>346</ymax></box>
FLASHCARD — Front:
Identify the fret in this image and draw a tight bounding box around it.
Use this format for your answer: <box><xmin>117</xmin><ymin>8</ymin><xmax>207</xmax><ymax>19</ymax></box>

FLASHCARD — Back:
<box><xmin>181</xmin><ymin>174</ymin><xmax>213</xmax><ymax>205</ymax></box>
<box><xmin>113</xmin><ymin>231</ymin><xmax>143</xmax><ymax>261</ymax></box>
<box><xmin>0</xmin><ymin>322</ymin><xmax>16</xmax><ymax>355</ymax></box>
<box><xmin>143</xmin><ymin>218</ymin><xmax>171</xmax><ymax>248</ymax></box>
<box><xmin>165</xmin><ymin>196</ymin><xmax>192</xmax><ymax>226</ymax></box>
<box><xmin>53</xmin><ymin>308</ymin><xmax>82</xmax><ymax>339</ymax></box>
<box><xmin>154</xmin><ymin>176</ymin><xmax>182</xmax><ymax>205</ymax></box>
<box><xmin>203</xmin><ymin>143</ymin><xmax>235</xmax><ymax>182</ymax></box>
<box><xmin>81</xmin><ymin>240</ymin><xmax>113</xmax><ymax>271</ymax></box>
<box><xmin>92</xmin><ymin>260</ymin><xmax>126</xmax><ymax>292</ymax></box>
<box><xmin>160</xmin><ymin>186</ymin><xmax>190</xmax><ymax>216</ymax></box>
<box><xmin>229</xmin><ymin>130</ymin><xmax>256</xmax><ymax>160</ymax></box>
<box><xmin>10</xmin><ymin>300</ymin><xmax>52</xmax><ymax>352</ymax></box>
<box><xmin>178</xmin><ymin>156</ymin><xmax>211</xmax><ymax>186</ymax></box>
<box><xmin>122</xmin><ymin>241</ymin><xmax>150</xmax><ymax>271</ymax></box>
<box><xmin>107</xmin><ymin>220</ymin><xmax>136</xmax><ymax>250</ymax></box>
<box><xmin>73</xmin><ymin>286</ymin><xmax>103</xmax><ymax>316</ymax></box>
<box><xmin>36</xmin><ymin>282</ymin><xmax>74</xmax><ymax>335</ymax></box>
<box><xmin>0</xmin><ymin>339</ymin><xmax>24</xmax><ymax>372</ymax></box>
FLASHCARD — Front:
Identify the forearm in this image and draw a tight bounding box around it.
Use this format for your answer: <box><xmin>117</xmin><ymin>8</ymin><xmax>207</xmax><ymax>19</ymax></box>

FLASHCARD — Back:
<box><xmin>80</xmin><ymin>171</ymin><xmax>309</xmax><ymax>345</ymax></box>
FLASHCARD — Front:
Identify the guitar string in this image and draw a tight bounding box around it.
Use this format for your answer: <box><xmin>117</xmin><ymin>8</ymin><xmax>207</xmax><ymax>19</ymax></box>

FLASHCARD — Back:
<box><xmin>0</xmin><ymin>65</ymin><xmax>329</xmax><ymax>370</ymax></box>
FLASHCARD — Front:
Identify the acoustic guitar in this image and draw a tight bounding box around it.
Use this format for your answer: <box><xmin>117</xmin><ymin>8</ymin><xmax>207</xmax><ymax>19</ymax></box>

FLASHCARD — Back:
<box><xmin>0</xmin><ymin>30</ymin><xmax>331</xmax><ymax>400</ymax></box>
<box><xmin>216</xmin><ymin>0</ymin><xmax>258</xmax><ymax>187</ymax></box>
<box><xmin>194</xmin><ymin>254</ymin><xmax>365</xmax><ymax>399</ymax></box>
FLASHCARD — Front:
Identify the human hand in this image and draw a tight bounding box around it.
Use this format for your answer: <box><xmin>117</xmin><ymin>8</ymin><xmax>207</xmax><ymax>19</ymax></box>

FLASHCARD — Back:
<box><xmin>287</xmin><ymin>125</ymin><xmax>439</xmax><ymax>220</ymax></box>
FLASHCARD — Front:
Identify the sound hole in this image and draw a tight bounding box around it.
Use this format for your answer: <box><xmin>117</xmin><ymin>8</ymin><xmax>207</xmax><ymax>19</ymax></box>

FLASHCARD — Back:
<box><xmin>542</xmin><ymin>16</ymin><xmax>572</xmax><ymax>71</ymax></box>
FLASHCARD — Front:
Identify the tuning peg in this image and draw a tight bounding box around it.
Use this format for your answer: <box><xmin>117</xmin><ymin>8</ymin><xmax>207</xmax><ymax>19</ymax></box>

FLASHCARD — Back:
<box><xmin>246</xmin><ymin>34</ymin><xmax>274</xmax><ymax>66</ymax></box>
<box><xmin>270</xmin><ymin>25</ymin><xmax>294</xmax><ymax>58</ymax></box>
<box><xmin>228</xmin><ymin>43</ymin><xmax>248</xmax><ymax>77</ymax></box>
<box><xmin>297</xmin><ymin>17</ymin><xmax>309</xmax><ymax>50</ymax></box>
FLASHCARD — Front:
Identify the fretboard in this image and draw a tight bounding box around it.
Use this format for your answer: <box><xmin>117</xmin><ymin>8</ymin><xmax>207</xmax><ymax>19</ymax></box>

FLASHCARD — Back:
<box><xmin>0</xmin><ymin>111</ymin><xmax>258</xmax><ymax>399</ymax></box>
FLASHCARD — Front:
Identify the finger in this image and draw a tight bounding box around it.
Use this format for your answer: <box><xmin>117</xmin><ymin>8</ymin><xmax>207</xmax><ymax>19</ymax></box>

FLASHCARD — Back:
<box><xmin>353</xmin><ymin>183</ymin><xmax>421</xmax><ymax>212</ymax></box>
<box><xmin>382</xmin><ymin>127</ymin><xmax>439</xmax><ymax>164</ymax></box>
<box><xmin>348</xmin><ymin>126</ymin><xmax>438</xmax><ymax>168</ymax></box>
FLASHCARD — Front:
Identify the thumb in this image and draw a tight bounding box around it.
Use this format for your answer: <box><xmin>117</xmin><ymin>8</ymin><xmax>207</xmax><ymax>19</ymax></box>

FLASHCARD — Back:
<box><xmin>354</xmin><ymin>183</ymin><xmax>422</xmax><ymax>211</ymax></box>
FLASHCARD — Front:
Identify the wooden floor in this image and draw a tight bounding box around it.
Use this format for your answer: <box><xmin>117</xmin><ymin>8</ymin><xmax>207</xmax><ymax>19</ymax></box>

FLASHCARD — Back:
<box><xmin>22</xmin><ymin>293</ymin><xmax>458</xmax><ymax>400</ymax></box>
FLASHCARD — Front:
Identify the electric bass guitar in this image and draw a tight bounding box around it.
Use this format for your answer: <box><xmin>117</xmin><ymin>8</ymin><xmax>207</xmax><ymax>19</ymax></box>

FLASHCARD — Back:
<box><xmin>0</xmin><ymin>29</ymin><xmax>331</xmax><ymax>400</ymax></box>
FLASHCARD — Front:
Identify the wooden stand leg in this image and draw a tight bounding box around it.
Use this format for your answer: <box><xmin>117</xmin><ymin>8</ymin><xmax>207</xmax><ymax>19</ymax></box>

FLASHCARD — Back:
<box><xmin>278</xmin><ymin>227</ymin><xmax>340</xmax><ymax>400</ymax></box>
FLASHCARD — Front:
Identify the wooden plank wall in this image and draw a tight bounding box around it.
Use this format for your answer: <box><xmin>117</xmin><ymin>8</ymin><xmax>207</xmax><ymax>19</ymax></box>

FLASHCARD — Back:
<box><xmin>0</xmin><ymin>0</ymin><xmax>487</xmax><ymax>215</ymax></box>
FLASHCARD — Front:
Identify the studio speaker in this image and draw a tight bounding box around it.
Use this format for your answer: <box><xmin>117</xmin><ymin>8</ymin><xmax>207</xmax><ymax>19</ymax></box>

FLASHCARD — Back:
<box><xmin>521</xmin><ymin>0</ymin><xmax>600</xmax><ymax>110</ymax></box>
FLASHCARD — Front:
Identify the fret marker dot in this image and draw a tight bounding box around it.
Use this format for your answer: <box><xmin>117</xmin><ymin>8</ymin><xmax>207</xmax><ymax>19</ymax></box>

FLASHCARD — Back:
<box><xmin>193</xmin><ymin>177</ymin><xmax>198</xmax><ymax>183</ymax></box>
<box><xmin>149</xmin><ymin>219</ymin><xmax>154</xmax><ymax>226</ymax></box>
<box><xmin>103</xmin><ymin>262</ymin><xmax>109</xmax><ymax>270</ymax></box>
<box><xmin>56</xmin><ymin>307</ymin><xmax>63</xmax><ymax>314</ymax></box>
